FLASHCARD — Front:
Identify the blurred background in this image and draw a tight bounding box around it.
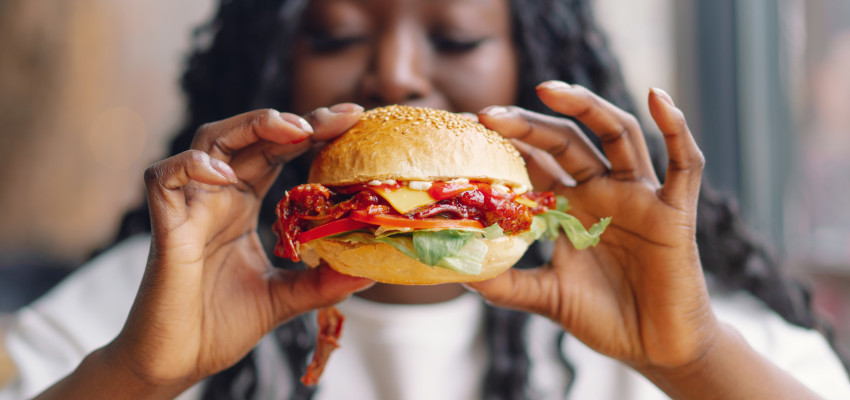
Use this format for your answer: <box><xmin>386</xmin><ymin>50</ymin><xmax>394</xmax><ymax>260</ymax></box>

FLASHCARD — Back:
<box><xmin>0</xmin><ymin>0</ymin><xmax>849</xmax><ymax>355</ymax></box>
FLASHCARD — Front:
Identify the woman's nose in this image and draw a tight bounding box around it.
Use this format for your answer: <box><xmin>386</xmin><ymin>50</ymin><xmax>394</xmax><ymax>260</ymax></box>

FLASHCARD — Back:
<box><xmin>364</xmin><ymin>26</ymin><xmax>432</xmax><ymax>104</ymax></box>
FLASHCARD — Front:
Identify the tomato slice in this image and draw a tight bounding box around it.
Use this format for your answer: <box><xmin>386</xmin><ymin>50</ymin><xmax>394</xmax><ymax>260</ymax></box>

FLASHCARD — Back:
<box><xmin>351</xmin><ymin>210</ymin><xmax>483</xmax><ymax>230</ymax></box>
<box><xmin>296</xmin><ymin>217</ymin><xmax>373</xmax><ymax>243</ymax></box>
<box><xmin>427</xmin><ymin>181</ymin><xmax>475</xmax><ymax>201</ymax></box>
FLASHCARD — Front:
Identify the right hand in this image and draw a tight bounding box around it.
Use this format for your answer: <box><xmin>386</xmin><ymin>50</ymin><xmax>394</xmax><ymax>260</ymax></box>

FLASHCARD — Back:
<box><xmin>468</xmin><ymin>84</ymin><xmax>715</xmax><ymax>371</ymax></box>
<box><xmin>107</xmin><ymin>104</ymin><xmax>374</xmax><ymax>392</ymax></box>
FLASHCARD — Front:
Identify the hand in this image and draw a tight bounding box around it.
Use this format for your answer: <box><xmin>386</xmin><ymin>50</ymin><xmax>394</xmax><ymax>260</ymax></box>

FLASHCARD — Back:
<box><xmin>467</xmin><ymin>81</ymin><xmax>717</xmax><ymax>370</ymax></box>
<box><xmin>108</xmin><ymin>104</ymin><xmax>374</xmax><ymax>391</ymax></box>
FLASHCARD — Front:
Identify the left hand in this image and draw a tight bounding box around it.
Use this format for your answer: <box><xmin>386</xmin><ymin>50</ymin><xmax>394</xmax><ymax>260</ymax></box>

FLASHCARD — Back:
<box><xmin>110</xmin><ymin>105</ymin><xmax>373</xmax><ymax>391</ymax></box>
<box><xmin>466</xmin><ymin>81</ymin><xmax>717</xmax><ymax>370</ymax></box>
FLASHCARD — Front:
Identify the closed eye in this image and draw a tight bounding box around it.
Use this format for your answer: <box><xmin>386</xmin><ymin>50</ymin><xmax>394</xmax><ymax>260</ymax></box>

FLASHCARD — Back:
<box><xmin>306</xmin><ymin>33</ymin><xmax>369</xmax><ymax>53</ymax></box>
<box><xmin>430</xmin><ymin>36</ymin><xmax>487</xmax><ymax>54</ymax></box>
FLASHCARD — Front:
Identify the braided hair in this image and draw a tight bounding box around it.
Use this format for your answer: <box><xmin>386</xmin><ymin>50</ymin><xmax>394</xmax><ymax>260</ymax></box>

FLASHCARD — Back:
<box><xmin>109</xmin><ymin>0</ymin><xmax>843</xmax><ymax>398</ymax></box>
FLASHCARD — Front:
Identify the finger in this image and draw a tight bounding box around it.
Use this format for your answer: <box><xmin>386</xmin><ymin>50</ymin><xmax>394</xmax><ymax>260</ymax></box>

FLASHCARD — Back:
<box><xmin>228</xmin><ymin>104</ymin><xmax>365</xmax><ymax>197</ymax></box>
<box><xmin>478</xmin><ymin>105</ymin><xmax>609</xmax><ymax>184</ymax></box>
<box><xmin>303</xmin><ymin>103</ymin><xmax>365</xmax><ymax>142</ymax></box>
<box><xmin>464</xmin><ymin>267</ymin><xmax>558</xmax><ymax>318</ymax></box>
<box><xmin>192</xmin><ymin>109</ymin><xmax>314</xmax><ymax>162</ymax></box>
<box><xmin>145</xmin><ymin>150</ymin><xmax>236</xmax><ymax>194</ymax></box>
<box><xmin>536</xmin><ymin>81</ymin><xmax>656</xmax><ymax>182</ymax></box>
<box><xmin>144</xmin><ymin>150</ymin><xmax>236</xmax><ymax>226</ymax></box>
<box><xmin>648</xmin><ymin>88</ymin><xmax>704</xmax><ymax>209</ymax></box>
<box><xmin>268</xmin><ymin>264</ymin><xmax>375</xmax><ymax>323</ymax></box>
<box><xmin>511</xmin><ymin>139</ymin><xmax>576</xmax><ymax>190</ymax></box>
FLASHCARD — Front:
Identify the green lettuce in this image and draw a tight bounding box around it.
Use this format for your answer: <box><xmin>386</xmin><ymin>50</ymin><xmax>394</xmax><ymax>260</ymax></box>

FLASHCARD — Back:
<box><xmin>413</xmin><ymin>230</ymin><xmax>475</xmax><ymax>266</ymax></box>
<box><xmin>536</xmin><ymin>210</ymin><xmax>611</xmax><ymax>249</ymax></box>
<box><xmin>328</xmin><ymin>229</ymin><xmax>488</xmax><ymax>275</ymax></box>
<box><xmin>434</xmin><ymin>237</ymin><xmax>488</xmax><ymax>275</ymax></box>
<box><xmin>326</xmin><ymin>195</ymin><xmax>609</xmax><ymax>274</ymax></box>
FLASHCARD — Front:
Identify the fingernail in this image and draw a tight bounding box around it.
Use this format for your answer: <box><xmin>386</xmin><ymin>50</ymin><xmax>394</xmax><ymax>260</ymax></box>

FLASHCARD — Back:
<box><xmin>556</xmin><ymin>171</ymin><xmax>577</xmax><ymax>188</ymax></box>
<box><xmin>210</xmin><ymin>158</ymin><xmax>238</xmax><ymax>183</ymax></box>
<box><xmin>651</xmin><ymin>88</ymin><xmax>675</xmax><ymax>107</ymax></box>
<box><xmin>537</xmin><ymin>80</ymin><xmax>571</xmax><ymax>91</ymax></box>
<box><xmin>459</xmin><ymin>112</ymin><xmax>479</xmax><ymax>122</ymax></box>
<box><xmin>281</xmin><ymin>113</ymin><xmax>314</xmax><ymax>133</ymax></box>
<box><xmin>329</xmin><ymin>103</ymin><xmax>364</xmax><ymax>114</ymax></box>
<box><xmin>480</xmin><ymin>105</ymin><xmax>511</xmax><ymax>117</ymax></box>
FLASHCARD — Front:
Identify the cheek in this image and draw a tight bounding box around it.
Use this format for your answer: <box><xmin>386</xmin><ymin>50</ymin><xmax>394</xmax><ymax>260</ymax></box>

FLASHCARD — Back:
<box><xmin>290</xmin><ymin>51</ymin><xmax>368</xmax><ymax>115</ymax></box>
<box><xmin>434</xmin><ymin>42</ymin><xmax>518</xmax><ymax>112</ymax></box>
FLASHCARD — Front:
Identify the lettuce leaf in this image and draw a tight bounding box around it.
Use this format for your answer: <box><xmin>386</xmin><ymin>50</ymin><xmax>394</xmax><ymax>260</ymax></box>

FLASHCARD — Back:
<box><xmin>434</xmin><ymin>237</ymin><xmax>488</xmax><ymax>275</ymax></box>
<box><xmin>413</xmin><ymin>230</ymin><xmax>474</xmax><ymax>266</ymax></box>
<box><xmin>482</xmin><ymin>223</ymin><xmax>505</xmax><ymax>240</ymax></box>
<box><xmin>542</xmin><ymin>210</ymin><xmax>611</xmax><ymax>249</ymax></box>
<box><xmin>327</xmin><ymin>230</ymin><xmax>486</xmax><ymax>275</ymax></box>
<box><xmin>324</xmin><ymin>195</ymin><xmax>610</xmax><ymax>274</ymax></box>
<box><xmin>330</xmin><ymin>231</ymin><xmax>418</xmax><ymax>259</ymax></box>
<box><xmin>523</xmin><ymin>196</ymin><xmax>610</xmax><ymax>249</ymax></box>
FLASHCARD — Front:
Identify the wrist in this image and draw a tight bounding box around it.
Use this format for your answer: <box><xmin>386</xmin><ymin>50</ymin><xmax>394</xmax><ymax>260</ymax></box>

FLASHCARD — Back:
<box><xmin>635</xmin><ymin>323</ymin><xmax>730</xmax><ymax>390</ymax></box>
<box><xmin>637</xmin><ymin>323</ymin><xmax>752</xmax><ymax>400</ymax></box>
<box><xmin>35</xmin><ymin>343</ymin><xmax>193</xmax><ymax>400</ymax></box>
<box><xmin>96</xmin><ymin>341</ymin><xmax>195</xmax><ymax>399</ymax></box>
<box><xmin>636</xmin><ymin>323</ymin><xmax>820</xmax><ymax>400</ymax></box>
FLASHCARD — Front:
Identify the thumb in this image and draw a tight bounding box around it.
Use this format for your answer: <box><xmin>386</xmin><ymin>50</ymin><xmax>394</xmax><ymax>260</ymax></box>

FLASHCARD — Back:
<box><xmin>268</xmin><ymin>264</ymin><xmax>374</xmax><ymax>323</ymax></box>
<box><xmin>465</xmin><ymin>236</ymin><xmax>581</xmax><ymax>322</ymax></box>
<box><xmin>465</xmin><ymin>267</ymin><xmax>558</xmax><ymax>318</ymax></box>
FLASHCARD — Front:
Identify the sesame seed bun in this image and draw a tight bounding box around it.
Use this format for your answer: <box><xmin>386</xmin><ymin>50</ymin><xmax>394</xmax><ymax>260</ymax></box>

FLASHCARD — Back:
<box><xmin>303</xmin><ymin>105</ymin><xmax>533</xmax><ymax>285</ymax></box>
<box><xmin>308</xmin><ymin>105</ymin><xmax>532</xmax><ymax>190</ymax></box>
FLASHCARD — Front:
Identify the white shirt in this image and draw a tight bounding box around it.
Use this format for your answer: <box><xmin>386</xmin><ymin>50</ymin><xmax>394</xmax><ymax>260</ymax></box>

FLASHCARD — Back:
<box><xmin>319</xmin><ymin>293</ymin><xmax>488</xmax><ymax>400</ymax></box>
<box><xmin>1</xmin><ymin>235</ymin><xmax>849</xmax><ymax>399</ymax></box>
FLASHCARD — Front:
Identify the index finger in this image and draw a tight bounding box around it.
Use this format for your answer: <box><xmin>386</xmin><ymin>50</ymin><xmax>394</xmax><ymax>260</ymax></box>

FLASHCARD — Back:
<box><xmin>224</xmin><ymin>104</ymin><xmax>365</xmax><ymax>196</ymax></box>
<box><xmin>536</xmin><ymin>81</ymin><xmax>657</xmax><ymax>183</ymax></box>
<box><xmin>192</xmin><ymin>109</ymin><xmax>314</xmax><ymax>162</ymax></box>
<box><xmin>478</xmin><ymin>105</ymin><xmax>609</xmax><ymax>185</ymax></box>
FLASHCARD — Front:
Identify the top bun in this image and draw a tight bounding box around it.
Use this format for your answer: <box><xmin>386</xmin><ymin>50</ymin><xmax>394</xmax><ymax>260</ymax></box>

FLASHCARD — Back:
<box><xmin>309</xmin><ymin>105</ymin><xmax>532</xmax><ymax>189</ymax></box>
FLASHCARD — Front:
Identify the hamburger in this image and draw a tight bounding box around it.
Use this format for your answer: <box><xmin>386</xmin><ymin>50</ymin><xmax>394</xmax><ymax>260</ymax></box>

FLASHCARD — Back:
<box><xmin>273</xmin><ymin>105</ymin><xmax>609</xmax><ymax>285</ymax></box>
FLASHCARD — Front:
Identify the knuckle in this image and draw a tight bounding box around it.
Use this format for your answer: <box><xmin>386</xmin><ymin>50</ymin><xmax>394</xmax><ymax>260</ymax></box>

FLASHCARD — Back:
<box><xmin>622</xmin><ymin>113</ymin><xmax>641</xmax><ymax>131</ymax></box>
<box><xmin>254</xmin><ymin>108</ymin><xmax>277</xmax><ymax>127</ymax></box>
<box><xmin>670</xmin><ymin>109</ymin><xmax>688</xmax><ymax>131</ymax></box>
<box><xmin>185</xmin><ymin>149</ymin><xmax>208</xmax><ymax>165</ymax></box>
<box><xmin>143</xmin><ymin>163</ymin><xmax>161</xmax><ymax>184</ymax></box>
<box><xmin>573</xmin><ymin>91</ymin><xmax>596</xmax><ymax>117</ymax></box>
<box><xmin>694</xmin><ymin>149</ymin><xmax>706</xmax><ymax>170</ymax></box>
<box><xmin>195</xmin><ymin>122</ymin><xmax>214</xmax><ymax>136</ymax></box>
<box><xmin>602</xmin><ymin>126</ymin><xmax>629</xmax><ymax>144</ymax></box>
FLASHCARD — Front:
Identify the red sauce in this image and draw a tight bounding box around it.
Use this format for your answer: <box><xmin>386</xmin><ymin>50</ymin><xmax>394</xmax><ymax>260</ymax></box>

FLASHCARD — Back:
<box><xmin>427</xmin><ymin>181</ymin><xmax>475</xmax><ymax>201</ymax></box>
<box><xmin>521</xmin><ymin>191</ymin><xmax>558</xmax><ymax>215</ymax></box>
<box><xmin>333</xmin><ymin>181</ymin><xmax>401</xmax><ymax>194</ymax></box>
<box><xmin>273</xmin><ymin>182</ymin><xmax>556</xmax><ymax>261</ymax></box>
<box><xmin>412</xmin><ymin>185</ymin><xmax>554</xmax><ymax>234</ymax></box>
<box><xmin>273</xmin><ymin>184</ymin><xmax>387</xmax><ymax>261</ymax></box>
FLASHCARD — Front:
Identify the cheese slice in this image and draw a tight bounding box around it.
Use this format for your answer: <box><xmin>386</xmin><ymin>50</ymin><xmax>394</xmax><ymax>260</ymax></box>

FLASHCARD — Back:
<box><xmin>373</xmin><ymin>186</ymin><xmax>437</xmax><ymax>214</ymax></box>
<box><xmin>515</xmin><ymin>197</ymin><xmax>538</xmax><ymax>208</ymax></box>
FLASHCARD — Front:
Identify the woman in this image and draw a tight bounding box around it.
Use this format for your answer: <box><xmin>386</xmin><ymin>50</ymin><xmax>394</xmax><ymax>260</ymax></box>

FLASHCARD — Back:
<box><xmin>3</xmin><ymin>0</ymin><xmax>848</xmax><ymax>399</ymax></box>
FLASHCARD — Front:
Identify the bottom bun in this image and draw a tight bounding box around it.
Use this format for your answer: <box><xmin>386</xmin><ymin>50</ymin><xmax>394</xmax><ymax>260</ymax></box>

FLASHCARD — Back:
<box><xmin>305</xmin><ymin>236</ymin><xmax>530</xmax><ymax>285</ymax></box>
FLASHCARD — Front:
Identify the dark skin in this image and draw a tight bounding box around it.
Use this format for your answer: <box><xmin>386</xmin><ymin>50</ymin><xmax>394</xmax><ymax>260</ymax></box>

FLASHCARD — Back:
<box><xmin>35</xmin><ymin>0</ymin><xmax>822</xmax><ymax>398</ymax></box>
<box><xmin>290</xmin><ymin>0</ymin><xmax>519</xmax><ymax>303</ymax></box>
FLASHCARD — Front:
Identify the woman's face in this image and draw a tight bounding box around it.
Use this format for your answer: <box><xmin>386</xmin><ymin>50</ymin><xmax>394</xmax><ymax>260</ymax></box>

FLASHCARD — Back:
<box><xmin>290</xmin><ymin>0</ymin><xmax>517</xmax><ymax>115</ymax></box>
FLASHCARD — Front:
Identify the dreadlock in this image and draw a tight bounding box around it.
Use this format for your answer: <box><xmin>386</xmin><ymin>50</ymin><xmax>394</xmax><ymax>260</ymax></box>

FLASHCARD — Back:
<box><xmin>107</xmin><ymin>0</ymin><xmax>844</xmax><ymax>398</ymax></box>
